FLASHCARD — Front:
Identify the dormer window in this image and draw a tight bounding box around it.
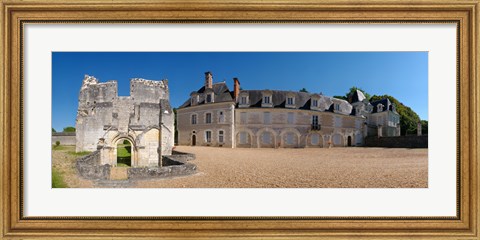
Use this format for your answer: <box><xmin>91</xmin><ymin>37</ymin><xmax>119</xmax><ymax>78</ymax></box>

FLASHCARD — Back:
<box><xmin>312</xmin><ymin>99</ymin><xmax>318</xmax><ymax>107</ymax></box>
<box><xmin>261</xmin><ymin>91</ymin><xmax>273</xmax><ymax>108</ymax></box>
<box><xmin>335</xmin><ymin>103</ymin><xmax>340</xmax><ymax>111</ymax></box>
<box><xmin>287</xmin><ymin>97</ymin><xmax>294</xmax><ymax>105</ymax></box>
<box><xmin>377</xmin><ymin>104</ymin><xmax>384</xmax><ymax>112</ymax></box>
<box><xmin>239</xmin><ymin>93</ymin><xmax>250</xmax><ymax>108</ymax></box>
<box><xmin>264</xmin><ymin>96</ymin><xmax>271</xmax><ymax>104</ymax></box>
<box><xmin>206</xmin><ymin>93</ymin><xmax>214</xmax><ymax>103</ymax></box>
<box><xmin>241</xmin><ymin>96</ymin><xmax>247</xmax><ymax>104</ymax></box>
<box><xmin>190</xmin><ymin>94</ymin><xmax>199</xmax><ymax>106</ymax></box>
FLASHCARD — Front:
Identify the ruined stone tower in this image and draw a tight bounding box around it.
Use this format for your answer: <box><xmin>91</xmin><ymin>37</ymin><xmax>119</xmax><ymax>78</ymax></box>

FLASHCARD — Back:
<box><xmin>75</xmin><ymin>75</ymin><xmax>174</xmax><ymax>167</ymax></box>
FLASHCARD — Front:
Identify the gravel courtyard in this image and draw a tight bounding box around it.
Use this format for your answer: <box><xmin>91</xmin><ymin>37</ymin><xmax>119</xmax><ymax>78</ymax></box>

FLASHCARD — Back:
<box><xmin>135</xmin><ymin>146</ymin><xmax>428</xmax><ymax>188</ymax></box>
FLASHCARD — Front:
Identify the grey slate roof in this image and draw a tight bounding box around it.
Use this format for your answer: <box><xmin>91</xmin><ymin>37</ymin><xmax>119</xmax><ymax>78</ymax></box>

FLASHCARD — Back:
<box><xmin>348</xmin><ymin>90</ymin><xmax>367</xmax><ymax>103</ymax></box>
<box><xmin>370</xmin><ymin>98</ymin><xmax>393</xmax><ymax>113</ymax></box>
<box><xmin>178</xmin><ymin>82</ymin><xmax>234</xmax><ymax>108</ymax></box>
<box><xmin>238</xmin><ymin>90</ymin><xmax>314</xmax><ymax>109</ymax></box>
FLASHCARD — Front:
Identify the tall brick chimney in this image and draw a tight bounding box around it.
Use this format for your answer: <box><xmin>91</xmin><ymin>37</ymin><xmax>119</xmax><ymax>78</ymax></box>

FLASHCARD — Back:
<box><xmin>205</xmin><ymin>72</ymin><xmax>213</xmax><ymax>89</ymax></box>
<box><xmin>233</xmin><ymin>77</ymin><xmax>240</xmax><ymax>101</ymax></box>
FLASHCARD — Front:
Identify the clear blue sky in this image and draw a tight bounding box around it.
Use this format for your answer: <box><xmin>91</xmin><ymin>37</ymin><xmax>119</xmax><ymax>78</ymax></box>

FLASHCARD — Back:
<box><xmin>52</xmin><ymin>52</ymin><xmax>428</xmax><ymax>132</ymax></box>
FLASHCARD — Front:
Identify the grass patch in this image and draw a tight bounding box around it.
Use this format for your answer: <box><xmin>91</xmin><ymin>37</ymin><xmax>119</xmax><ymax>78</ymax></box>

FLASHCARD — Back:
<box><xmin>67</xmin><ymin>151</ymin><xmax>91</xmax><ymax>156</ymax></box>
<box><xmin>52</xmin><ymin>145</ymin><xmax>69</xmax><ymax>151</ymax></box>
<box><xmin>117</xmin><ymin>144</ymin><xmax>131</xmax><ymax>166</ymax></box>
<box><xmin>52</xmin><ymin>168</ymin><xmax>68</xmax><ymax>188</ymax></box>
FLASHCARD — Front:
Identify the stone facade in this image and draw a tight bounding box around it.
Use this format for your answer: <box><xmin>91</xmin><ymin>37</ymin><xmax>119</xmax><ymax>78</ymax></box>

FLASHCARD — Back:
<box><xmin>177</xmin><ymin>72</ymin><xmax>401</xmax><ymax>148</ymax></box>
<box><xmin>75</xmin><ymin>75</ymin><xmax>174</xmax><ymax>167</ymax></box>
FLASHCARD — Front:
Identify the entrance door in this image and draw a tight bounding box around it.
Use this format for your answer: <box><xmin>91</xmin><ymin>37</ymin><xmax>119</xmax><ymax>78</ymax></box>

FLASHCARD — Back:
<box><xmin>347</xmin><ymin>136</ymin><xmax>352</xmax><ymax>147</ymax></box>
<box><xmin>192</xmin><ymin>135</ymin><xmax>196</xmax><ymax>146</ymax></box>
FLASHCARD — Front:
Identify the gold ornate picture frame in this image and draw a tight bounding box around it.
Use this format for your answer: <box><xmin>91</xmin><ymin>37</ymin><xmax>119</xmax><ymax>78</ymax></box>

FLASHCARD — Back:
<box><xmin>1</xmin><ymin>0</ymin><xmax>478</xmax><ymax>239</ymax></box>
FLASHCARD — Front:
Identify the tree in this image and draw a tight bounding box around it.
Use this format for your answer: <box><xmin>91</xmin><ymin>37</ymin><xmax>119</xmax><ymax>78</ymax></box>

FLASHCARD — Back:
<box><xmin>333</xmin><ymin>95</ymin><xmax>347</xmax><ymax>100</ymax></box>
<box><xmin>52</xmin><ymin>128</ymin><xmax>56</xmax><ymax>133</ymax></box>
<box><xmin>299</xmin><ymin>88</ymin><xmax>309</xmax><ymax>93</ymax></box>
<box><xmin>370</xmin><ymin>94</ymin><xmax>421</xmax><ymax>136</ymax></box>
<box><xmin>421</xmin><ymin>120</ymin><xmax>428</xmax><ymax>135</ymax></box>
<box><xmin>63</xmin><ymin>126</ymin><xmax>76</xmax><ymax>133</ymax></box>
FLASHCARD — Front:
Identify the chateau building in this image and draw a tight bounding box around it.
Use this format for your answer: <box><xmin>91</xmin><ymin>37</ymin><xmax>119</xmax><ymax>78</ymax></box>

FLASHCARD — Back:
<box><xmin>176</xmin><ymin>72</ymin><xmax>400</xmax><ymax>148</ymax></box>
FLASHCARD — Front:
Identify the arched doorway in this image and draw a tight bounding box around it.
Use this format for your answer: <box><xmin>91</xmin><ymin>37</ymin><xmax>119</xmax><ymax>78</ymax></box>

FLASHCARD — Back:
<box><xmin>191</xmin><ymin>135</ymin><xmax>196</xmax><ymax>146</ymax></box>
<box><xmin>347</xmin><ymin>136</ymin><xmax>352</xmax><ymax>147</ymax></box>
<box><xmin>116</xmin><ymin>139</ymin><xmax>132</xmax><ymax>167</ymax></box>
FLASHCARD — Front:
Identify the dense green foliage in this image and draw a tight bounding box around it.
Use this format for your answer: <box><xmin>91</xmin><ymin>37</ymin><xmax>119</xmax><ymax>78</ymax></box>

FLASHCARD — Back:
<box><xmin>52</xmin><ymin>128</ymin><xmax>56</xmax><ymax>133</ymax></box>
<box><xmin>52</xmin><ymin>168</ymin><xmax>67</xmax><ymax>188</ymax></box>
<box><xmin>63</xmin><ymin>126</ymin><xmax>76</xmax><ymax>132</ymax></box>
<box><xmin>421</xmin><ymin>120</ymin><xmax>428</xmax><ymax>135</ymax></box>
<box><xmin>55</xmin><ymin>141</ymin><xmax>60</xmax><ymax>147</ymax></box>
<box><xmin>370</xmin><ymin>95</ymin><xmax>425</xmax><ymax>135</ymax></box>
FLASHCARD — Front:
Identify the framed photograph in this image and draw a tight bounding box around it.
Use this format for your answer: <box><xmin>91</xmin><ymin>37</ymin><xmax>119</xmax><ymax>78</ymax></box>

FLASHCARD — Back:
<box><xmin>1</xmin><ymin>0</ymin><xmax>478</xmax><ymax>239</ymax></box>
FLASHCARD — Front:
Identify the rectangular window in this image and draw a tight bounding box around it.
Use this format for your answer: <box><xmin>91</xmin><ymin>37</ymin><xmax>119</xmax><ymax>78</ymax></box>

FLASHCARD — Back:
<box><xmin>218</xmin><ymin>130</ymin><xmax>224</xmax><ymax>143</ymax></box>
<box><xmin>287</xmin><ymin>112</ymin><xmax>294</xmax><ymax>124</ymax></box>
<box><xmin>205</xmin><ymin>131</ymin><xmax>212</xmax><ymax>143</ymax></box>
<box><xmin>206</xmin><ymin>113</ymin><xmax>212</xmax><ymax>124</ymax></box>
<box><xmin>206</xmin><ymin>94</ymin><xmax>212</xmax><ymax>103</ymax></box>
<box><xmin>218</xmin><ymin>111</ymin><xmax>225</xmax><ymax>123</ymax></box>
<box><xmin>241</xmin><ymin>96</ymin><xmax>247</xmax><ymax>104</ymax></box>
<box><xmin>287</xmin><ymin>97</ymin><xmax>294</xmax><ymax>105</ymax></box>
<box><xmin>240</xmin><ymin>112</ymin><xmax>247</xmax><ymax>124</ymax></box>
<box><xmin>264</xmin><ymin>112</ymin><xmax>271</xmax><ymax>124</ymax></box>
<box><xmin>264</xmin><ymin>96</ymin><xmax>270</xmax><ymax>104</ymax></box>
<box><xmin>191</xmin><ymin>114</ymin><xmax>197</xmax><ymax>125</ymax></box>
<box><xmin>335</xmin><ymin>104</ymin><xmax>340</xmax><ymax>110</ymax></box>
<box><xmin>312</xmin><ymin>115</ymin><xmax>320</xmax><ymax>130</ymax></box>
<box><xmin>312</xmin><ymin>99</ymin><xmax>318</xmax><ymax>107</ymax></box>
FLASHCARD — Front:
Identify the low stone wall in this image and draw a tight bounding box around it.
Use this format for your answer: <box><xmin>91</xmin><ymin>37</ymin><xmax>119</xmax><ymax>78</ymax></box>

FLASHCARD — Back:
<box><xmin>364</xmin><ymin>135</ymin><xmax>428</xmax><ymax>148</ymax></box>
<box><xmin>168</xmin><ymin>150</ymin><xmax>196</xmax><ymax>163</ymax></box>
<box><xmin>52</xmin><ymin>132</ymin><xmax>76</xmax><ymax>145</ymax></box>
<box><xmin>76</xmin><ymin>150</ymin><xmax>111</xmax><ymax>180</ymax></box>
<box><xmin>128</xmin><ymin>160</ymin><xmax>197</xmax><ymax>180</ymax></box>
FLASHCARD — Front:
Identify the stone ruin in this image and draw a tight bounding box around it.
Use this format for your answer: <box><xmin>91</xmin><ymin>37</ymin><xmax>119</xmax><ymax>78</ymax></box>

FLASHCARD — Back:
<box><xmin>75</xmin><ymin>75</ymin><xmax>175</xmax><ymax>167</ymax></box>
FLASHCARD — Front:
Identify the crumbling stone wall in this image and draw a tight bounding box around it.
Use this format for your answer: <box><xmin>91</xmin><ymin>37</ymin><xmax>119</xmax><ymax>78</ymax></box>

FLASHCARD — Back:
<box><xmin>52</xmin><ymin>132</ymin><xmax>76</xmax><ymax>145</ymax></box>
<box><xmin>75</xmin><ymin>150</ymin><xmax>111</xmax><ymax>180</ymax></box>
<box><xmin>75</xmin><ymin>75</ymin><xmax>175</xmax><ymax>167</ymax></box>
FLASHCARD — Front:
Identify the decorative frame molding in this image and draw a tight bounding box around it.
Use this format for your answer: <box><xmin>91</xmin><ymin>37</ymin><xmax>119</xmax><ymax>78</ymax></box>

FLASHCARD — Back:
<box><xmin>1</xmin><ymin>0</ymin><xmax>478</xmax><ymax>239</ymax></box>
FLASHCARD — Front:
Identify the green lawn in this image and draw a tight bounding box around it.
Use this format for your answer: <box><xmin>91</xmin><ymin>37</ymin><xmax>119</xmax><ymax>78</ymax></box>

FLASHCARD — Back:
<box><xmin>52</xmin><ymin>167</ymin><xmax>68</xmax><ymax>188</ymax></box>
<box><xmin>117</xmin><ymin>144</ymin><xmax>131</xmax><ymax>166</ymax></box>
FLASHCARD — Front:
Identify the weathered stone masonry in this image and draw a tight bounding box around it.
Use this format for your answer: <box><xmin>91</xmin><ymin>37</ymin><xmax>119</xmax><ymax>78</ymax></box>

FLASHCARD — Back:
<box><xmin>75</xmin><ymin>75</ymin><xmax>175</xmax><ymax>167</ymax></box>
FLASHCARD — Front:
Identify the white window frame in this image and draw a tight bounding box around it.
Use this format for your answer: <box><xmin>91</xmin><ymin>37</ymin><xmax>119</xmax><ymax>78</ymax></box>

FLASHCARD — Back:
<box><xmin>205</xmin><ymin>130</ymin><xmax>212</xmax><ymax>143</ymax></box>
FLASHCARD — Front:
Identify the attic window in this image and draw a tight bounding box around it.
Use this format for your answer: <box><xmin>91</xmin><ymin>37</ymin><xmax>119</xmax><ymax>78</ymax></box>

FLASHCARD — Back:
<box><xmin>206</xmin><ymin>93</ymin><xmax>214</xmax><ymax>103</ymax></box>
<box><xmin>377</xmin><ymin>104</ymin><xmax>384</xmax><ymax>112</ymax></box>
<box><xmin>312</xmin><ymin>99</ymin><xmax>318</xmax><ymax>107</ymax></box>
<box><xmin>335</xmin><ymin>104</ymin><xmax>340</xmax><ymax>111</ymax></box>
<box><xmin>287</xmin><ymin>97</ymin><xmax>294</xmax><ymax>105</ymax></box>
<box><xmin>263</xmin><ymin>96</ymin><xmax>271</xmax><ymax>104</ymax></box>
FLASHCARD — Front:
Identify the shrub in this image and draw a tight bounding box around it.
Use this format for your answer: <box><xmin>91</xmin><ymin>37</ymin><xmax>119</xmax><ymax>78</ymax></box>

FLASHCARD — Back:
<box><xmin>55</xmin><ymin>141</ymin><xmax>60</xmax><ymax>147</ymax></box>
